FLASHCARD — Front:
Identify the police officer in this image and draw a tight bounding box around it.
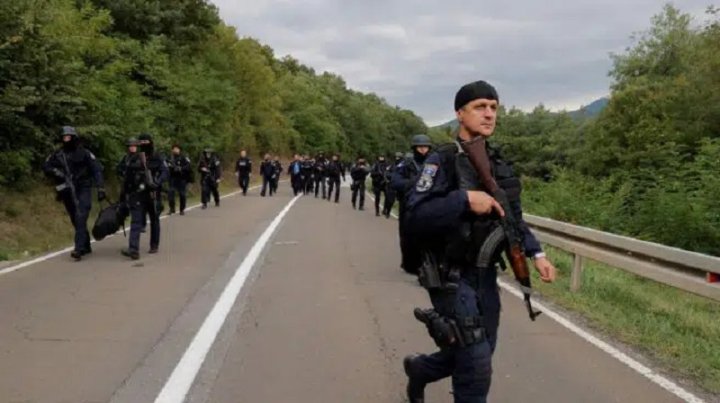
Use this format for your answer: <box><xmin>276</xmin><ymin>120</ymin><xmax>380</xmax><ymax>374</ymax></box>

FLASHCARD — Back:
<box><xmin>383</xmin><ymin>151</ymin><xmax>404</xmax><ymax>218</ymax></box>
<box><xmin>118</xmin><ymin>137</ymin><xmax>149</xmax><ymax>232</ymax></box>
<box><xmin>259</xmin><ymin>153</ymin><xmax>274</xmax><ymax>197</ymax></box>
<box><xmin>271</xmin><ymin>155</ymin><xmax>282</xmax><ymax>195</ymax></box>
<box><xmin>370</xmin><ymin>155</ymin><xmax>389</xmax><ymax>216</ymax></box>
<box><xmin>314</xmin><ymin>152</ymin><xmax>328</xmax><ymax>198</ymax></box>
<box><xmin>198</xmin><ymin>148</ymin><xmax>222</xmax><ymax>208</ymax></box>
<box><xmin>402</xmin><ymin>81</ymin><xmax>557</xmax><ymax>403</ymax></box>
<box><xmin>43</xmin><ymin>126</ymin><xmax>106</xmax><ymax>260</ymax></box>
<box><xmin>235</xmin><ymin>149</ymin><xmax>252</xmax><ymax>196</ymax></box>
<box><xmin>350</xmin><ymin>157</ymin><xmax>370</xmax><ymax>210</ymax></box>
<box><xmin>301</xmin><ymin>155</ymin><xmax>315</xmax><ymax>195</ymax></box>
<box><xmin>120</xmin><ymin>133</ymin><xmax>168</xmax><ymax>260</ymax></box>
<box><xmin>391</xmin><ymin>134</ymin><xmax>432</xmax><ymax>274</ymax></box>
<box><xmin>287</xmin><ymin>154</ymin><xmax>303</xmax><ymax>195</ymax></box>
<box><xmin>325</xmin><ymin>153</ymin><xmax>344</xmax><ymax>203</ymax></box>
<box><xmin>166</xmin><ymin>144</ymin><xmax>192</xmax><ymax>215</ymax></box>
<box><xmin>116</xmin><ymin>137</ymin><xmax>138</xmax><ymax>179</ymax></box>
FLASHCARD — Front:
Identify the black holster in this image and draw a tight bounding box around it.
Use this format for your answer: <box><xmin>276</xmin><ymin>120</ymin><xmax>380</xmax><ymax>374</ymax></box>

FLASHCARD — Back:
<box><xmin>418</xmin><ymin>251</ymin><xmax>461</xmax><ymax>292</ymax></box>
<box><xmin>413</xmin><ymin>308</ymin><xmax>484</xmax><ymax>348</ymax></box>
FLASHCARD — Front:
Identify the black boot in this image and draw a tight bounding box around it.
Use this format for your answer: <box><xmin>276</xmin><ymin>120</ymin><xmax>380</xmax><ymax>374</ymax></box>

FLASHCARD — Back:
<box><xmin>70</xmin><ymin>250</ymin><xmax>82</xmax><ymax>261</ymax></box>
<box><xmin>404</xmin><ymin>354</ymin><xmax>425</xmax><ymax>403</ymax></box>
<box><xmin>121</xmin><ymin>248</ymin><xmax>140</xmax><ymax>260</ymax></box>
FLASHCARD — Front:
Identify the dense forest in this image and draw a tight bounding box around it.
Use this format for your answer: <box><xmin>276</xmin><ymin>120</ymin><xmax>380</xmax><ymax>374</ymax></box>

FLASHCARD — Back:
<box><xmin>432</xmin><ymin>5</ymin><xmax>720</xmax><ymax>255</ymax></box>
<box><xmin>0</xmin><ymin>0</ymin><xmax>426</xmax><ymax>190</ymax></box>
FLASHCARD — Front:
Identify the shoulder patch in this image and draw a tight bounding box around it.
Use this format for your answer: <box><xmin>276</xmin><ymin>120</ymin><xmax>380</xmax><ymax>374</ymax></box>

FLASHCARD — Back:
<box><xmin>415</xmin><ymin>164</ymin><xmax>438</xmax><ymax>192</ymax></box>
<box><xmin>88</xmin><ymin>151</ymin><xmax>96</xmax><ymax>160</ymax></box>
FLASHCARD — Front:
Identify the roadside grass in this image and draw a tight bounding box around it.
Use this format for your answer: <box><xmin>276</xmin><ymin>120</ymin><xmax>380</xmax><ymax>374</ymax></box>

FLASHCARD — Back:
<box><xmin>0</xmin><ymin>179</ymin><xmax>256</xmax><ymax>262</ymax></box>
<box><xmin>528</xmin><ymin>245</ymin><xmax>720</xmax><ymax>395</ymax></box>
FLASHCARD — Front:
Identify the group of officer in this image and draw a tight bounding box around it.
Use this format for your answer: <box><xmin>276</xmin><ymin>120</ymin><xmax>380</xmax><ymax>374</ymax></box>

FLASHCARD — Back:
<box><xmin>43</xmin><ymin>79</ymin><xmax>559</xmax><ymax>403</ymax></box>
<box><xmin>44</xmin><ymin>129</ymin><xmax>225</xmax><ymax>261</ymax></box>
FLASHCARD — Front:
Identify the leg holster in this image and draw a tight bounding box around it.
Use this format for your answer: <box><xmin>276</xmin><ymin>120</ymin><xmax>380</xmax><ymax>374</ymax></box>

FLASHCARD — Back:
<box><xmin>414</xmin><ymin>308</ymin><xmax>485</xmax><ymax>348</ymax></box>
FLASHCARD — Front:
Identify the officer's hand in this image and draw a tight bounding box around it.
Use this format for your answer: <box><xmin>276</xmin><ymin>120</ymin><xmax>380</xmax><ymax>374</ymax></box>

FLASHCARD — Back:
<box><xmin>53</xmin><ymin>168</ymin><xmax>65</xmax><ymax>179</ymax></box>
<box><xmin>533</xmin><ymin>257</ymin><xmax>557</xmax><ymax>283</ymax></box>
<box><xmin>467</xmin><ymin>191</ymin><xmax>504</xmax><ymax>217</ymax></box>
<box><xmin>97</xmin><ymin>188</ymin><xmax>107</xmax><ymax>202</ymax></box>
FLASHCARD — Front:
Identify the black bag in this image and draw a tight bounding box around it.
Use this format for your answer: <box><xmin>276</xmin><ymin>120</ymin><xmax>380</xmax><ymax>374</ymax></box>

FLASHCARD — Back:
<box><xmin>92</xmin><ymin>201</ymin><xmax>127</xmax><ymax>241</ymax></box>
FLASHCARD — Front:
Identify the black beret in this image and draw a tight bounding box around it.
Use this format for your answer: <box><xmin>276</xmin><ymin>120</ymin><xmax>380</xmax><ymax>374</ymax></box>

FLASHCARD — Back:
<box><xmin>454</xmin><ymin>80</ymin><xmax>499</xmax><ymax>111</ymax></box>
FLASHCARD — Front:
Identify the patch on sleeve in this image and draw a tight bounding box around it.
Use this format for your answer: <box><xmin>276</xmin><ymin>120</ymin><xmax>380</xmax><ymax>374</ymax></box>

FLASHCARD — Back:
<box><xmin>415</xmin><ymin>164</ymin><xmax>438</xmax><ymax>192</ymax></box>
<box><xmin>88</xmin><ymin>151</ymin><xmax>96</xmax><ymax>160</ymax></box>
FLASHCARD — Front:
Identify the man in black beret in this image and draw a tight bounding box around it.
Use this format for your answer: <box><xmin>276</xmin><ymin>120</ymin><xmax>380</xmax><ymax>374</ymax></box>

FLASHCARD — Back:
<box><xmin>401</xmin><ymin>80</ymin><xmax>557</xmax><ymax>403</ymax></box>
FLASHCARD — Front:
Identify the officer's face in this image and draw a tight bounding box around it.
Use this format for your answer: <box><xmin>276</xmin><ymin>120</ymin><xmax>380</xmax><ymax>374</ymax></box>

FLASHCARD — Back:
<box><xmin>172</xmin><ymin>147</ymin><xmax>180</xmax><ymax>155</ymax></box>
<box><xmin>416</xmin><ymin>146</ymin><xmax>430</xmax><ymax>155</ymax></box>
<box><xmin>129</xmin><ymin>145</ymin><xmax>137</xmax><ymax>153</ymax></box>
<box><xmin>63</xmin><ymin>135</ymin><xmax>72</xmax><ymax>143</ymax></box>
<box><xmin>241</xmin><ymin>151</ymin><xmax>247</xmax><ymax>157</ymax></box>
<box><xmin>457</xmin><ymin>98</ymin><xmax>497</xmax><ymax>138</ymax></box>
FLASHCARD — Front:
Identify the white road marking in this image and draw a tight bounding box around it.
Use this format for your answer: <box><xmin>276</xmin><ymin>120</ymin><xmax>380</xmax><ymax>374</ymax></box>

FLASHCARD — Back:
<box><xmin>0</xmin><ymin>184</ymin><xmax>269</xmax><ymax>277</ymax></box>
<box><xmin>370</xmin><ymin>191</ymin><xmax>704</xmax><ymax>403</ymax></box>
<box><xmin>498</xmin><ymin>279</ymin><xmax>704</xmax><ymax>403</ymax></box>
<box><xmin>153</xmin><ymin>195</ymin><xmax>300</xmax><ymax>403</ymax></box>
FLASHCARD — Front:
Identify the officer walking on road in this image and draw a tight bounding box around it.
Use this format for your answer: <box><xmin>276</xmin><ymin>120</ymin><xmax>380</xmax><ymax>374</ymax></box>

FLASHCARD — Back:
<box><xmin>350</xmin><ymin>157</ymin><xmax>370</xmax><ymax>210</ymax></box>
<box><xmin>167</xmin><ymin>144</ymin><xmax>192</xmax><ymax>215</ymax></box>
<box><xmin>301</xmin><ymin>155</ymin><xmax>315</xmax><ymax>195</ymax></box>
<box><xmin>259</xmin><ymin>153</ymin><xmax>274</xmax><ymax>197</ymax></box>
<box><xmin>120</xmin><ymin>133</ymin><xmax>168</xmax><ymax>260</ymax></box>
<box><xmin>235</xmin><ymin>150</ymin><xmax>252</xmax><ymax>196</ymax></box>
<box><xmin>288</xmin><ymin>154</ymin><xmax>303</xmax><ymax>195</ymax></box>
<box><xmin>198</xmin><ymin>148</ymin><xmax>222</xmax><ymax>208</ymax></box>
<box><xmin>43</xmin><ymin>126</ymin><xmax>106</xmax><ymax>261</ymax></box>
<box><xmin>370</xmin><ymin>155</ymin><xmax>389</xmax><ymax>216</ymax></box>
<box><xmin>383</xmin><ymin>152</ymin><xmax>403</xmax><ymax>218</ymax></box>
<box><xmin>314</xmin><ymin>152</ymin><xmax>328</xmax><ymax>198</ymax></box>
<box><xmin>402</xmin><ymin>81</ymin><xmax>558</xmax><ymax>403</ymax></box>
<box><xmin>271</xmin><ymin>155</ymin><xmax>283</xmax><ymax>195</ymax></box>
<box><xmin>391</xmin><ymin>134</ymin><xmax>432</xmax><ymax>274</ymax></box>
<box><xmin>325</xmin><ymin>153</ymin><xmax>344</xmax><ymax>203</ymax></box>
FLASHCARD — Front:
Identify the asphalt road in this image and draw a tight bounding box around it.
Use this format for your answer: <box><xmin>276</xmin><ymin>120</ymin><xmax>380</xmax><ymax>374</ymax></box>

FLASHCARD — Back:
<box><xmin>0</xmin><ymin>182</ymin><xmax>699</xmax><ymax>403</ymax></box>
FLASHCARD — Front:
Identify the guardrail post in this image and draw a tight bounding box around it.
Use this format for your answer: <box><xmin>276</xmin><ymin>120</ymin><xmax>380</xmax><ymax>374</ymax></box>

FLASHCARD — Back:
<box><xmin>571</xmin><ymin>254</ymin><xmax>584</xmax><ymax>292</ymax></box>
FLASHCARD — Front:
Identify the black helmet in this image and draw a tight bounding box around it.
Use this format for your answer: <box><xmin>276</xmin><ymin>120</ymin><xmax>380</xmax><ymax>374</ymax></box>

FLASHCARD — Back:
<box><xmin>411</xmin><ymin>134</ymin><xmax>432</xmax><ymax>147</ymax></box>
<box><xmin>395</xmin><ymin>151</ymin><xmax>404</xmax><ymax>159</ymax></box>
<box><xmin>126</xmin><ymin>137</ymin><xmax>139</xmax><ymax>146</ymax></box>
<box><xmin>203</xmin><ymin>147</ymin><xmax>214</xmax><ymax>153</ymax></box>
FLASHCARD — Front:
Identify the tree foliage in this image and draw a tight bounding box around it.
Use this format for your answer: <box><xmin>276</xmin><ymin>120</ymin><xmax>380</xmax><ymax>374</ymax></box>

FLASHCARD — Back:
<box><xmin>491</xmin><ymin>4</ymin><xmax>720</xmax><ymax>255</ymax></box>
<box><xmin>0</xmin><ymin>0</ymin><xmax>426</xmax><ymax>189</ymax></box>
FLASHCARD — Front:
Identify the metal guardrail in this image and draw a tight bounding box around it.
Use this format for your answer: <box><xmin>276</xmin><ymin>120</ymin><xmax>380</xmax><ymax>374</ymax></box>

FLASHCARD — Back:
<box><xmin>524</xmin><ymin>214</ymin><xmax>720</xmax><ymax>302</ymax></box>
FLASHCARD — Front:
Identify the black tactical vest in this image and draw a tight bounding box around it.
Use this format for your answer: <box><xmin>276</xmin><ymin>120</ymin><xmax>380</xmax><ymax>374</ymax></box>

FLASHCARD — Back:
<box><xmin>438</xmin><ymin>142</ymin><xmax>522</xmax><ymax>266</ymax></box>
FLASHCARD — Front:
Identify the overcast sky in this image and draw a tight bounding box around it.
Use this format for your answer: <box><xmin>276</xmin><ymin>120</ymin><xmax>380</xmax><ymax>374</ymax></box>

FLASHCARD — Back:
<box><xmin>211</xmin><ymin>1</ymin><xmax>711</xmax><ymax>125</ymax></box>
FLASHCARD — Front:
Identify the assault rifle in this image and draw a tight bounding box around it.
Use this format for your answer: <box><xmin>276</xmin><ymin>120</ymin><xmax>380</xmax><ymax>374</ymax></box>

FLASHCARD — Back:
<box><xmin>460</xmin><ymin>137</ymin><xmax>541</xmax><ymax>321</ymax></box>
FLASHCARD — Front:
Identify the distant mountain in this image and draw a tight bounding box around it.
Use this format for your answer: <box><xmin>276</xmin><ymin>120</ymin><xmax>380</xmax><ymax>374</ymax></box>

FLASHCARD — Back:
<box><xmin>430</xmin><ymin>97</ymin><xmax>609</xmax><ymax>130</ymax></box>
<box><xmin>567</xmin><ymin>97</ymin><xmax>609</xmax><ymax>120</ymax></box>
